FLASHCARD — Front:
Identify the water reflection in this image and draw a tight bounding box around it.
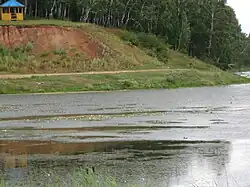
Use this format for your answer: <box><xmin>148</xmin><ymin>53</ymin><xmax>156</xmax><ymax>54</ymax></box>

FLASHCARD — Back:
<box><xmin>1</xmin><ymin>85</ymin><xmax>250</xmax><ymax>186</ymax></box>
<box><xmin>0</xmin><ymin>154</ymin><xmax>27</xmax><ymax>170</ymax></box>
<box><xmin>0</xmin><ymin>139</ymin><xmax>232</xmax><ymax>187</ymax></box>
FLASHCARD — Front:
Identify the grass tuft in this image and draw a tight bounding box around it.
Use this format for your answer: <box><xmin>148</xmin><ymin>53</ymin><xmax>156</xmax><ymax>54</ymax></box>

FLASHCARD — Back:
<box><xmin>0</xmin><ymin>168</ymin><xmax>150</xmax><ymax>187</ymax></box>
<box><xmin>53</xmin><ymin>48</ymin><xmax>67</xmax><ymax>56</ymax></box>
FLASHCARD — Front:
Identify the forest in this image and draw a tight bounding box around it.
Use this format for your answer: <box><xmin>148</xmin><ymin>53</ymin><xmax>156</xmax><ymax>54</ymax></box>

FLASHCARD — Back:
<box><xmin>2</xmin><ymin>0</ymin><xmax>250</xmax><ymax>70</ymax></box>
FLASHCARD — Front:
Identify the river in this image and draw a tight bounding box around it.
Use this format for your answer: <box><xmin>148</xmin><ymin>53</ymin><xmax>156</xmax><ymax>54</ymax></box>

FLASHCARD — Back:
<box><xmin>1</xmin><ymin>82</ymin><xmax>250</xmax><ymax>186</ymax></box>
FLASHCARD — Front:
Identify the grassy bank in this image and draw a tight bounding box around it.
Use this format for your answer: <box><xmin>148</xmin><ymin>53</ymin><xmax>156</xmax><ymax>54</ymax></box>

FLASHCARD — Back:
<box><xmin>0</xmin><ymin>69</ymin><xmax>249</xmax><ymax>94</ymax></box>
<box><xmin>0</xmin><ymin>20</ymin><xmax>164</xmax><ymax>74</ymax></box>
<box><xmin>0</xmin><ymin>20</ymin><xmax>249</xmax><ymax>94</ymax></box>
<box><xmin>230</xmin><ymin>66</ymin><xmax>250</xmax><ymax>72</ymax></box>
<box><xmin>0</xmin><ymin>20</ymin><xmax>218</xmax><ymax>74</ymax></box>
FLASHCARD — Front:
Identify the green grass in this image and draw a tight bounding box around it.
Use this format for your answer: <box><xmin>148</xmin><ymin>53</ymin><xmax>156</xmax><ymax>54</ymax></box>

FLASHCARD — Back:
<box><xmin>119</xmin><ymin>31</ymin><xmax>169</xmax><ymax>63</ymax></box>
<box><xmin>0</xmin><ymin>19</ymin><xmax>84</xmax><ymax>27</ymax></box>
<box><xmin>0</xmin><ymin>168</ymin><xmax>150</xmax><ymax>187</ymax></box>
<box><xmin>0</xmin><ymin>70</ymin><xmax>249</xmax><ymax>94</ymax></box>
<box><xmin>0</xmin><ymin>19</ymin><xmax>220</xmax><ymax>74</ymax></box>
<box><xmin>0</xmin><ymin>20</ymin><xmax>163</xmax><ymax>73</ymax></box>
<box><xmin>229</xmin><ymin>66</ymin><xmax>250</xmax><ymax>72</ymax></box>
<box><xmin>0</xmin><ymin>19</ymin><xmax>248</xmax><ymax>94</ymax></box>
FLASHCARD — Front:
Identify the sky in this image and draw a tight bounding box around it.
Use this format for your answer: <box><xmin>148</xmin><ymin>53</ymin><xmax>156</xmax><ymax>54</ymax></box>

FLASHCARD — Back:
<box><xmin>227</xmin><ymin>0</ymin><xmax>250</xmax><ymax>34</ymax></box>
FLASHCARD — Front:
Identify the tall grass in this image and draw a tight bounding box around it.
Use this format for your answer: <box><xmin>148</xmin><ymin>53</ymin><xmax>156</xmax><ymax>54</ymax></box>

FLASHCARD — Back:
<box><xmin>0</xmin><ymin>168</ymin><xmax>151</xmax><ymax>187</ymax></box>
<box><xmin>0</xmin><ymin>44</ymin><xmax>35</xmax><ymax>73</ymax></box>
<box><xmin>0</xmin><ymin>69</ymin><xmax>249</xmax><ymax>94</ymax></box>
<box><xmin>0</xmin><ymin>167</ymin><xmax>239</xmax><ymax>187</ymax></box>
<box><xmin>0</xmin><ymin>45</ymin><xmax>142</xmax><ymax>73</ymax></box>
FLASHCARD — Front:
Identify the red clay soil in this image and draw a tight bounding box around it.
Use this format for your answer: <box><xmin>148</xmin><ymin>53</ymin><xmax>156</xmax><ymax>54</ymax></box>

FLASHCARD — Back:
<box><xmin>0</xmin><ymin>25</ymin><xmax>105</xmax><ymax>58</ymax></box>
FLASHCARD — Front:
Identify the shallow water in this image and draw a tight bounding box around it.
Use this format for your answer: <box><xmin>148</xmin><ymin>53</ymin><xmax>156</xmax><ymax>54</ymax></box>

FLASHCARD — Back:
<box><xmin>1</xmin><ymin>84</ymin><xmax>250</xmax><ymax>186</ymax></box>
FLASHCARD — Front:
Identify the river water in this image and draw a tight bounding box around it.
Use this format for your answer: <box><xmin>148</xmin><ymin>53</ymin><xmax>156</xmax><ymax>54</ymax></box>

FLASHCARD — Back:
<box><xmin>1</xmin><ymin>82</ymin><xmax>250</xmax><ymax>186</ymax></box>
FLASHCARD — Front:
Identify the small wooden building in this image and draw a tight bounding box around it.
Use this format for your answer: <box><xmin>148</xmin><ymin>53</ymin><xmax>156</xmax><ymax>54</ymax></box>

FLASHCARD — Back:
<box><xmin>0</xmin><ymin>0</ymin><xmax>25</xmax><ymax>21</ymax></box>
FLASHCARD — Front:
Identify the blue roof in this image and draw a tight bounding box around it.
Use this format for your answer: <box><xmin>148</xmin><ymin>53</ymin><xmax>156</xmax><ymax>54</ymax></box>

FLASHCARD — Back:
<box><xmin>0</xmin><ymin>0</ymin><xmax>24</xmax><ymax>7</ymax></box>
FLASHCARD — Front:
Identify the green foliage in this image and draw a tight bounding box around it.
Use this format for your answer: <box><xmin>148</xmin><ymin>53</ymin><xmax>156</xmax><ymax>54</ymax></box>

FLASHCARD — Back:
<box><xmin>40</xmin><ymin>52</ymin><xmax>50</xmax><ymax>57</ymax></box>
<box><xmin>25</xmin><ymin>41</ymin><xmax>34</xmax><ymax>52</ymax></box>
<box><xmin>137</xmin><ymin>33</ymin><xmax>167</xmax><ymax>51</ymax></box>
<box><xmin>0</xmin><ymin>168</ymin><xmax>145</xmax><ymax>187</ymax></box>
<box><xmin>120</xmin><ymin>32</ymin><xmax>139</xmax><ymax>46</ymax></box>
<box><xmin>120</xmin><ymin>31</ymin><xmax>169</xmax><ymax>63</ymax></box>
<box><xmin>0</xmin><ymin>42</ymin><xmax>34</xmax><ymax>59</ymax></box>
<box><xmin>53</xmin><ymin>48</ymin><xmax>67</xmax><ymax>55</ymax></box>
<box><xmin>0</xmin><ymin>44</ymin><xmax>29</xmax><ymax>73</ymax></box>
<box><xmin>0</xmin><ymin>46</ymin><xmax>9</xmax><ymax>56</ymax></box>
<box><xmin>0</xmin><ymin>0</ymin><xmax>247</xmax><ymax>69</ymax></box>
<box><xmin>0</xmin><ymin>69</ymin><xmax>249</xmax><ymax>94</ymax></box>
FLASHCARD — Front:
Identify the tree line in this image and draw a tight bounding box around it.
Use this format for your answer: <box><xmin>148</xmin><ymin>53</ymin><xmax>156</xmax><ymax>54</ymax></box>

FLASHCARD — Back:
<box><xmin>1</xmin><ymin>0</ymin><xmax>250</xmax><ymax>70</ymax></box>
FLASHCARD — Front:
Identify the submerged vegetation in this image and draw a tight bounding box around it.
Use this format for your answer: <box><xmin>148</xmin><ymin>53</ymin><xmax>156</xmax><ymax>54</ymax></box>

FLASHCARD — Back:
<box><xmin>0</xmin><ymin>168</ymin><xmax>150</xmax><ymax>187</ymax></box>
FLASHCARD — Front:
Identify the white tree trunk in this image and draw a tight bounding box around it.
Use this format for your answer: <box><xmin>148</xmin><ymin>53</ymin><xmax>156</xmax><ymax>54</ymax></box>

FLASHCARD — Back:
<box><xmin>50</xmin><ymin>0</ymin><xmax>57</xmax><ymax>19</ymax></box>
<box><xmin>208</xmin><ymin>5</ymin><xmax>215</xmax><ymax>56</ymax></box>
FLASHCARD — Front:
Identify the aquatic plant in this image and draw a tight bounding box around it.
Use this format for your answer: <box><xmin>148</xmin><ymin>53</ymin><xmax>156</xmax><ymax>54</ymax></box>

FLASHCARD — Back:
<box><xmin>0</xmin><ymin>168</ymin><xmax>152</xmax><ymax>187</ymax></box>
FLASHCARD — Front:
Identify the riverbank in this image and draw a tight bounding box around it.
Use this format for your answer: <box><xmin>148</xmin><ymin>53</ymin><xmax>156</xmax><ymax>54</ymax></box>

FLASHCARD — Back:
<box><xmin>0</xmin><ymin>20</ymin><xmax>249</xmax><ymax>94</ymax></box>
<box><xmin>0</xmin><ymin>69</ymin><xmax>249</xmax><ymax>94</ymax></box>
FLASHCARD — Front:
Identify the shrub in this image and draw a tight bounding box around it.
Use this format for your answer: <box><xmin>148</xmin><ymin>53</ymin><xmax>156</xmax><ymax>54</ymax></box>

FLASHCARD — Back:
<box><xmin>0</xmin><ymin>45</ymin><xmax>9</xmax><ymax>56</ymax></box>
<box><xmin>119</xmin><ymin>79</ymin><xmax>139</xmax><ymax>89</ymax></box>
<box><xmin>119</xmin><ymin>31</ymin><xmax>169</xmax><ymax>63</ymax></box>
<box><xmin>53</xmin><ymin>48</ymin><xmax>67</xmax><ymax>55</ymax></box>
<box><xmin>0</xmin><ymin>64</ymin><xmax>7</xmax><ymax>71</ymax></box>
<box><xmin>136</xmin><ymin>33</ymin><xmax>166</xmax><ymax>50</ymax></box>
<box><xmin>25</xmin><ymin>41</ymin><xmax>34</xmax><ymax>52</ymax></box>
<box><xmin>119</xmin><ymin>31</ymin><xmax>139</xmax><ymax>46</ymax></box>
<box><xmin>40</xmin><ymin>52</ymin><xmax>50</xmax><ymax>57</ymax></box>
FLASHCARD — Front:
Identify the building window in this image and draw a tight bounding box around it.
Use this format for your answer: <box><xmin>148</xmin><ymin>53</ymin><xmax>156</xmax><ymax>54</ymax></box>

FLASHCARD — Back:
<box><xmin>19</xmin><ymin>8</ymin><xmax>23</xmax><ymax>13</ymax></box>
<box><xmin>3</xmin><ymin>8</ymin><xmax>9</xmax><ymax>13</ymax></box>
<box><xmin>10</xmin><ymin>7</ymin><xmax>16</xmax><ymax>13</ymax></box>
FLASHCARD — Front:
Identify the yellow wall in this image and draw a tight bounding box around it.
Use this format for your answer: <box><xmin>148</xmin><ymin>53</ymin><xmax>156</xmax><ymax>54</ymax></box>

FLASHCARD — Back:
<box><xmin>0</xmin><ymin>7</ymin><xmax>24</xmax><ymax>21</ymax></box>
<box><xmin>1</xmin><ymin>13</ymin><xmax>11</xmax><ymax>21</ymax></box>
<box><xmin>16</xmin><ymin>13</ymin><xmax>23</xmax><ymax>20</ymax></box>
<box><xmin>0</xmin><ymin>13</ymin><xmax>24</xmax><ymax>21</ymax></box>
<box><xmin>2</xmin><ymin>154</ymin><xmax>28</xmax><ymax>169</ymax></box>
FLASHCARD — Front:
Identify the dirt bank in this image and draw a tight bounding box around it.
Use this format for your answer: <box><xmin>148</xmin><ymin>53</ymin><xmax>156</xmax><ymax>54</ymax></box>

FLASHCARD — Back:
<box><xmin>0</xmin><ymin>25</ymin><xmax>105</xmax><ymax>58</ymax></box>
<box><xmin>0</xmin><ymin>23</ymin><xmax>160</xmax><ymax>73</ymax></box>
